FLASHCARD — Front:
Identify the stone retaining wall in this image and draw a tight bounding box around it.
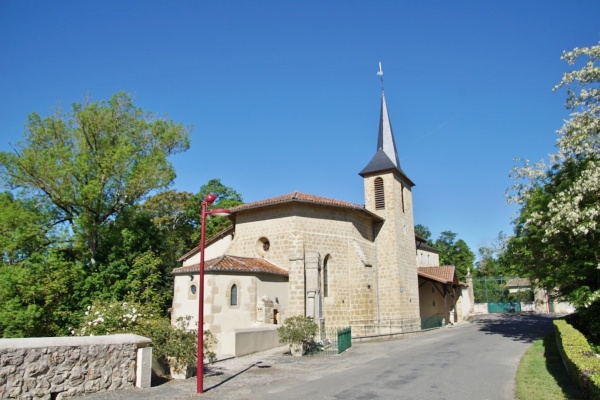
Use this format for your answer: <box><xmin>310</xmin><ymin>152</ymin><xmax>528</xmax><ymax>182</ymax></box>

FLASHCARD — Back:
<box><xmin>0</xmin><ymin>334</ymin><xmax>151</xmax><ymax>399</ymax></box>
<box><xmin>221</xmin><ymin>326</ymin><xmax>280</xmax><ymax>357</ymax></box>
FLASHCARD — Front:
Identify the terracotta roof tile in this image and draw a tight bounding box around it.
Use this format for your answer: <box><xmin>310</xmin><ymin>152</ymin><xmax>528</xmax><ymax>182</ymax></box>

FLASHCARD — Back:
<box><xmin>418</xmin><ymin>266</ymin><xmax>458</xmax><ymax>285</ymax></box>
<box><xmin>172</xmin><ymin>255</ymin><xmax>288</xmax><ymax>277</ymax></box>
<box><xmin>229</xmin><ymin>191</ymin><xmax>383</xmax><ymax>221</ymax></box>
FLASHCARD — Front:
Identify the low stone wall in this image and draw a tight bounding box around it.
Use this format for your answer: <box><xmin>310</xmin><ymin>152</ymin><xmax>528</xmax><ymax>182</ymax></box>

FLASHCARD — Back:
<box><xmin>473</xmin><ymin>303</ymin><xmax>488</xmax><ymax>314</ymax></box>
<box><xmin>521</xmin><ymin>301</ymin><xmax>535</xmax><ymax>312</ymax></box>
<box><xmin>221</xmin><ymin>326</ymin><xmax>280</xmax><ymax>357</ymax></box>
<box><xmin>0</xmin><ymin>334</ymin><xmax>151</xmax><ymax>399</ymax></box>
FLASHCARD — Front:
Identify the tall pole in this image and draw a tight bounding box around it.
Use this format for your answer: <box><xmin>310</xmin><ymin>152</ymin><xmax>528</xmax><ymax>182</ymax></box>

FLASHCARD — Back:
<box><xmin>197</xmin><ymin>199</ymin><xmax>208</xmax><ymax>393</ymax></box>
<box><xmin>195</xmin><ymin>193</ymin><xmax>229</xmax><ymax>394</ymax></box>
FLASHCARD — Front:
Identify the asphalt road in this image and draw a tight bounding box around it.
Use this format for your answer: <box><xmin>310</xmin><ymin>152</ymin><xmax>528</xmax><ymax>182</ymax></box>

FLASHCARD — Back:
<box><xmin>74</xmin><ymin>313</ymin><xmax>557</xmax><ymax>400</ymax></box>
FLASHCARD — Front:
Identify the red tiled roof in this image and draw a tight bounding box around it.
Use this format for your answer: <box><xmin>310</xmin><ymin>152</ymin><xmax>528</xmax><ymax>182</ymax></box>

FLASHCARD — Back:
<box><xmin>418</xmin><ymin>266</ymin><xmax>459</xmax><ymax>286</ymax></box>
<box><xmin>172</xmin><ymin>255</ymin><xmax>289</xmax><ymax>277</ymax></box>
<box><xmin>229</xmin><ymin>191</ymin><xmax>383</xmax><ymax>221</ymax></box>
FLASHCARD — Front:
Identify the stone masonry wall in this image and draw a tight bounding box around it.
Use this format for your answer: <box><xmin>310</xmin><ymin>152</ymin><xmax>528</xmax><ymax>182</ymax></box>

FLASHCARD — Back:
<box><xmin>364</xmin><ymin>172</ymin><xmax>420</xmax><ymax>325</ymax></box>
<box><xmin>0</xmin><ymin>334</ymin><xmax>150</xmax><ymax>399</ymax></box>
<box><xmin>226</xmin><ymin>203</ymin><xmax>379</xmax><ymax>329</ymax></box>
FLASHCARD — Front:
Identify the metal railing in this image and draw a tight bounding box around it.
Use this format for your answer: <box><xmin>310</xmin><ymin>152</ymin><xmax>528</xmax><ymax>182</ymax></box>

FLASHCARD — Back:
<box><xmin>306</xmin><ymin>326</ymin><xmax>352</xmax><ymax>355</ymax></box>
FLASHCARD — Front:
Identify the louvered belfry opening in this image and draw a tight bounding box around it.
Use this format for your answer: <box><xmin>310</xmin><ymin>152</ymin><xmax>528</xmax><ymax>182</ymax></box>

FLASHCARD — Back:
<box><xmin>374</xmin><ymin>177</ymin><xmax>385</xmax><ymax>210</ymax></box>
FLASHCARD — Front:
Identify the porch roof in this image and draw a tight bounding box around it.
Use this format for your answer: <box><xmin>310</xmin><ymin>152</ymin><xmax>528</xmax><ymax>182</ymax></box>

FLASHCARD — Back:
<box><xmin>418</xmin><ymin>266</ymin><xmax>460</xmax><ymax>286</ymax></box>
<box><xmin>172</xmin><ymin>255</ymin><xmax>289</xmax><ymax>277</ymax></box>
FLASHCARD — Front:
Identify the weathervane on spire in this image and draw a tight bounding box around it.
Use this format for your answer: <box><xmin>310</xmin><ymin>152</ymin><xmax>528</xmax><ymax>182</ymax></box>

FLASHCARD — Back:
<box><xmin>377</xmin><ymin>62</ymin><xmax>384</xmax><ymax>92</ymax></box>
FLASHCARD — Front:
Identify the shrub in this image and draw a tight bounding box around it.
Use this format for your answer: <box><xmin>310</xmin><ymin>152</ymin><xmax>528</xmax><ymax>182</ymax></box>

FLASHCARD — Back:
<box><xmin>554</xmin><ymin>319</ymin><xmax>600</xmax><ymax>399</ymax></box>
<box><xmin>566</xmin><ymin>298</ymin><xmax>600</xmax><ymax>350</ymax></box>
<box><xmin>278</xmin><ymin>315</ymin><xmax>318</xmax><ymax>344</ymax></box>
<box><xmin>74</xmin><ymin>300</ymin><xmax>217</xmax><ymax>372</ymax></box>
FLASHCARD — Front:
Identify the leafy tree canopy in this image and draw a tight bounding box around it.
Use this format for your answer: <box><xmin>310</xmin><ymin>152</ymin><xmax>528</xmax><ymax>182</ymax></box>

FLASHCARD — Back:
<box><xmin>0</xmin><ymin>92</ymin><xmax>190</xmax><ymax>264</ymax></box>
<box><xmin>0</xmin><ymin>191</ymin><xmax>58</xmax><ymax>265</ymax></box>
<box><xmin>475</xmin><ymin>232</ymin><xmax>510</xmax><ymax>277</ymax></box>
<box><xmin>414</xmin><ymin>224</ymin><xmax>432</xmax><ymax>244</ymax></box>
<box><xmin>189</xmin><ymin>178</ymin><xmax>243</xmax><ymax>240</ymax></box>
<box><xmin>434</xmin><ymin>231</ymin><xmax>475</xmax><ymax>281</ymax></box>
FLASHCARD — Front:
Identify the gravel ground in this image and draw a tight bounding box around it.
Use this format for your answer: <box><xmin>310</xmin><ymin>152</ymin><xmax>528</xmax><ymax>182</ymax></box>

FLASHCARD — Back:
<box><xmin>71</xmin><ymin>343</ymin><xmax>352</xmax><ymax>400</ymax></box>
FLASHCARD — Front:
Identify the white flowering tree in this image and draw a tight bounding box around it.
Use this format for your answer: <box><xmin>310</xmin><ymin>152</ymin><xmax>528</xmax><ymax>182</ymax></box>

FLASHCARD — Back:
<box><xmin>507</xmin><ymin>42</ymin><xmax>600</xmax><ymax>307</ymax></box>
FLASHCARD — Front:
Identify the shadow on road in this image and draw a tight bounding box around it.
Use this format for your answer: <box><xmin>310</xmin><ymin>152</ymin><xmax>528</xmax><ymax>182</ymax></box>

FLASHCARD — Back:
<box><xmin>204</xmin><ymin>361</ymin><xmax>267</xmax><ymax>393</ymax></box>
<box><xmin>474</xmin><ymin>313</ymin><xmax>557</xmax><ymax>343</ymax></box>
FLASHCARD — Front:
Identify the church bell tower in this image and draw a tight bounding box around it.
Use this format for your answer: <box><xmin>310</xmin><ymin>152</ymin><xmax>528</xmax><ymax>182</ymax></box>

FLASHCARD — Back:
<box><xmin>359</xmin><ymin>66</ymin><xmax>420</xmax><ymax>323</ymax></box>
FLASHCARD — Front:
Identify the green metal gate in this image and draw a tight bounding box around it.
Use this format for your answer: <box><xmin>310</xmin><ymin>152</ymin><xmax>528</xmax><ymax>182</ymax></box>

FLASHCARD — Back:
<box><xmin>307</xmin><ymin>326</ymin><xmax>351</xmax><ymax>355</ymax></box>
<box><xmin>472</xmin><ymin>276</ymin><xmax>532</xmax><ymax>313</ymax></box>
<box><xmin>337</xmin><ymin>327</ymin><xmax>351</xmax><ymax>354</ymax></box>
<box><xmin>487</xmin><ymin>302</ymin><xmax>521</xmax><ymax>313</ymax></box>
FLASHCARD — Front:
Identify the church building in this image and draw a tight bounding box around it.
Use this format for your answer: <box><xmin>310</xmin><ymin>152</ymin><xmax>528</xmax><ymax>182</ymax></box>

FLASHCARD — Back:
<box><xmin>171</xmin><ymin>83</ymin><xmax>462</xmax><ymax>356</ymax></box>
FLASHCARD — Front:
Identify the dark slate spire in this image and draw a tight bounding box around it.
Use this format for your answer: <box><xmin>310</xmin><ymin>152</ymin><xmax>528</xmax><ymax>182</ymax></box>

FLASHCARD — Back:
<box><xmin>359</xmin><ymin>91</ymin><xmax>415</xmax><ymax>187</ymax></box>
<box><xmin>377</xmin><ymin>93</ymin><xmax>400</xmax><ymax>168</ymax></box>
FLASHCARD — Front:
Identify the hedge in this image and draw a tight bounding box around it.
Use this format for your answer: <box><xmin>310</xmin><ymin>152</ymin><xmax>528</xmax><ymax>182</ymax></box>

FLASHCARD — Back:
<box><xmin>553</xmin><ymin>319</ymin><xmax>600</xmax><ymax>399</ymax></box>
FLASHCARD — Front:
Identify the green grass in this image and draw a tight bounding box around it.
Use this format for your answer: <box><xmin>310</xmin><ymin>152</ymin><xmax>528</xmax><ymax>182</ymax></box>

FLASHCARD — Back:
<box><xmin>515</xmin><ymin>333</ymin><xmax>584</xmax><ymax>400</ymax></box>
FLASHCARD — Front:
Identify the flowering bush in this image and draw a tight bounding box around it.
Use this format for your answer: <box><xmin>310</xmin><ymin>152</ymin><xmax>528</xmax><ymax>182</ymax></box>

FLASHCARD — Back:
<box><xmin>75</xmin><ymin>301</ymin><xmax>144</xmax><ymax>336</ymax></box>
<box><xmin>74</xmin><ymin>300</ymin><xmax>216</xmax><ymax>371</ymax></box>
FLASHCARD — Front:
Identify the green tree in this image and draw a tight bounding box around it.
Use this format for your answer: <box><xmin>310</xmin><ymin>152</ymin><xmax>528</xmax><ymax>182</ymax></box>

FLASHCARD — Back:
<box><xmin>506</xmin><ymin>41</ymin><xmax>600</xmax><ymax>306</ymax></box>
<box><xmin>189</xmin><ymin>179</ymin><xmax>243</xmax><ymax>240</ymax></box>
<box><xmin>0</xmin><ymin>252</ymin><xmax>83</xmax><ymax>337</ymax></box>
<box><xmin>414</xmin><ymin>224</ymin><xmax>432</xmax><ymax>244</ymax></box>
<box><xmin>0</xmin><ymin>191</ymin><xmax>55</xmax><ymax>265</ymax></box>
<box><xmin>141</xmin><ymin>190</ymin><xmax>196</xmax><ymax>262</ymax></box>
<box><xmin>0</xmin><ymin>92</ymin><xmax>190</xmax><ymax>265</ymax></box>
<box><xmin>475</xmin><ymin>232</ymin><xmax>510</xmax><ymax>277</ymax></box>
<box><xmin>86</xmin><ymin>204</ymin><xmax>175</xmax><ymax>311</ymax></box>
<box><xmin>434</xmin><ymin>231</ymin><xmax>475</xmax><ymax>281</ymax></box>
<box><xmin>0</xmin><ymin>192</ymin><xmax>83</xmax><ymax>337</ymax></box>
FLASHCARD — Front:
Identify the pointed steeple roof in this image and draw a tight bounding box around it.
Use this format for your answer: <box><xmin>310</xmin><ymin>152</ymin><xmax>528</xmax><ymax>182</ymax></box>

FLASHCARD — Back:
<box><xmin>359</xmin><ymin>92</ymin><xmax>415</xmax><ymax>187</ymax></box>
<box><xmin>377</xmin><ymin>93</ymin><xmax>400</xmax><ymax>168</ymax></box>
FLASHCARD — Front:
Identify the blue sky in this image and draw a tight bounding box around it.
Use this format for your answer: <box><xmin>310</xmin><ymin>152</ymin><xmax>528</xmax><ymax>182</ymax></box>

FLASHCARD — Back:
<box><xmin>1</xmin><ymin>1</ymin><xmax>599</xmax><ymax>259</ymax></box>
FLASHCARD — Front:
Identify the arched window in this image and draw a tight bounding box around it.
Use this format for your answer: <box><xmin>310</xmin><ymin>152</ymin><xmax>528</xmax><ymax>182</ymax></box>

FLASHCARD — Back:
<box><xmin>374</xmin><ymin>178</ymin><xmax>385</xmax><ymax>210</ymax></box>
<box><xmin>323</xmin><ymin>255</ymin><xmax>329</xmax><ymax>297</ymax></box>
<box><xmin>230</xmin><ymin>284</ymin><xmax>238</xmax><ymax>306</ymax></box>
<box><xmin>400</xmin><ymin>183</ymin><xmax>405</xmax><ymax>213</ymax></box>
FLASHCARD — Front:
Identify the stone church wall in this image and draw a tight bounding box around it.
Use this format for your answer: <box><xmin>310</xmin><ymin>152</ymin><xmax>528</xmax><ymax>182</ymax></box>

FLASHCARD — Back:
<box><xmin>363</xmin><ymin>172</ymin><xmax>420</xmax><ymax>327</ymax></box>
<box><xmin>226</xmin><ymin>203</ymin><xmax>379</xmax><ymax>329</ymax></box>
<box><xmin>172</xmin><ymin>271</ymin><xmax>287</xmax><ymax>357</ymax></box>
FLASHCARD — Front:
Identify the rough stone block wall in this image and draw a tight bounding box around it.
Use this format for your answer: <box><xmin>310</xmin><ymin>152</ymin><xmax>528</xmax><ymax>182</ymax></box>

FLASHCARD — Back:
<box><xmin>0</xmin><ymin>335</ymin><xmax>148</xmax><ymax>399</ymax></box>
<box><xmin>216</xmin><ymin>194</ymin><xmax>420</xmax><ymax>330</ymax></box>
<box><xmin>363</xmin><ymin>173</ymin><xmax>420</xmax><ymax>322</ymax></box>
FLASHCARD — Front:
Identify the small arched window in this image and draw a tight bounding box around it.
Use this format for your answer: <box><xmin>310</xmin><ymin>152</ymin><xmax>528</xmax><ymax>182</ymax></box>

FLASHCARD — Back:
<box><xmin>374</xmin><ymin>178</ymin><xmax>385</xmax><ymax>210</ymax></box>
<box><xmin>323</xmin><ymin>255</ymin><xmax>329</xmax><ymax>297</ymax></box>
<box><xmin>230</xmin><ymin>284</ymin><xmax>238</xmax><ymax>306</ymax></box>
<box><xmin>400</xmin><ymin>183</ymin><xmax>405</xmax><ymax>213</ymax></box>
